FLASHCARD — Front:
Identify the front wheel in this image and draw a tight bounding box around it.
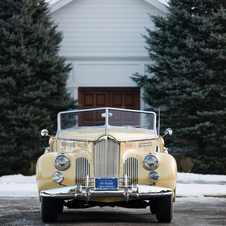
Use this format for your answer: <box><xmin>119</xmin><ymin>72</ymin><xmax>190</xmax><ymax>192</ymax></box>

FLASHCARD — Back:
<box><xmin>156</xmin><ymin>194</ymin><xmax>173</xmax><ymax>223</ymax></box>
<box><xmin>41</xmin><ymin>197</ymin><xmax>57</xmax><ymax>222</ymax></box>
<box><xmin>58</xmin><ymin>203</ymin><xmax>64</xmax><ymax>214</ymax></box>
<box><xmin>150</xmin><ymin>200</ymin><xmax>157</xmax><ymax>214</ymax></box>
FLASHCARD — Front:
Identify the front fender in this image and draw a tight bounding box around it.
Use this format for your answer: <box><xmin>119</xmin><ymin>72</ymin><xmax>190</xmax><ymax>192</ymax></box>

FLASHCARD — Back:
<box><xmin>136</xmin><ymin>152</ymin><xmax>177</xmax><ymax>192</ymax></box>
<box><xmin>36</xmin><ymin>152</ymin><xmax>77</xmax><ymax>195</ymax></box>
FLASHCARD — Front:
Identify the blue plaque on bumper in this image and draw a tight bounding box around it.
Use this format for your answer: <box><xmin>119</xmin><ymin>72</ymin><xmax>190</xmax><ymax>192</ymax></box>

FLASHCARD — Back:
<box><xmin>95</xmin><ymin>178</ymin><xmax>118</xmax><ymax>191</ymax></box>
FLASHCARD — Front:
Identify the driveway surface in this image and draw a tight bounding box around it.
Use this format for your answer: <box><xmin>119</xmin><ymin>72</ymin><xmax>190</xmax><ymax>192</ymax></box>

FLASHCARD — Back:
<box><xmin>0</xmin><ymin>197</ymin><xmax>225</xmax><ymax>225</ymax></box>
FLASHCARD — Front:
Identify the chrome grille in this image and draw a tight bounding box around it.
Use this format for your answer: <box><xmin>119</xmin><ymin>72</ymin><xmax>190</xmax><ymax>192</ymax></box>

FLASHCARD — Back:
<box><xmin>123</xmin><ymin>157</ymin><xmax>138</xmax><ymax>185</ymax></box>
<box><xmin>75</xmin><ymin>157</ymin><xmax>90</xmax><ymax>185</ymax></box>
<box><xmin>94</xmin><ymin>138</ymin><xmax>120</xmax><ymax>177</ymax></box>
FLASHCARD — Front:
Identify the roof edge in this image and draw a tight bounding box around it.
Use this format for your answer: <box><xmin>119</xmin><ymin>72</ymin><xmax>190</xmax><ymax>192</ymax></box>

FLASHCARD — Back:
<box><xmin>50</xmin><ymin>0</ymin><xmax>168</xmax><ymax>14</ymax></box>
<box><xmin>143</xmin><ymin>0</ymin><xmax>168</xmax><ymax>13</ymax></box>
<box><xmin>50</xmin><ymin>0</ymin><xmax>74</xmax><ymax>13</ymax></box>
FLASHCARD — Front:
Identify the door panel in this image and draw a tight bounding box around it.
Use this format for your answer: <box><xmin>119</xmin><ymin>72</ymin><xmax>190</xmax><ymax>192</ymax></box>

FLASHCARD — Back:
<box><xmin>96</xmin><ymin>93</ymin><xmax>106</xmax><ymax>106</ymax></box>
<box><xmin>84</xmin><ymin>94</ymin><xmax>94</xmax><ymax>106</ymax></box>
<box><xmin>112</xmin><ymin>93</ymin><xmax>122</xmax><ymax>106</ymax></box>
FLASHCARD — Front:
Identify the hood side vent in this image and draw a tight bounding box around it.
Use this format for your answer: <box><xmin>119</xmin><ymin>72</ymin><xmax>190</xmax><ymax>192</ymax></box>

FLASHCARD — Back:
<box><xmin>123</xmin><ymin>157</ymin><xmax>138</xmax><ymax>185</ymax></box>
<box><xmin>75</xmin><ymin>157</ymin><xmax>90</xmax><ymax>185</ymax></box>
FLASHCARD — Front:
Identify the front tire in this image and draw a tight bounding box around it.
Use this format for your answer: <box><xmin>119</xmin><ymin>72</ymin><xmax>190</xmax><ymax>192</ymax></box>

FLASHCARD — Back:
<box><xmin>58</xmin><ymin>203</ymin><xmax>64</xmax><ymax>214</ymax></box>
<box><xmin>150</xmin><ymin>200</ymin><xmax>157</xmax><ymax>214</ymax></box>
<box><xmin>41</xmin><ymin>197</ymin><xmax>57</xmax><ymax>222</ymax></box>
<box><xmin>156</xmin><ymin>194</ymin><xmax>173</xmax><ymax>223</ymax></box>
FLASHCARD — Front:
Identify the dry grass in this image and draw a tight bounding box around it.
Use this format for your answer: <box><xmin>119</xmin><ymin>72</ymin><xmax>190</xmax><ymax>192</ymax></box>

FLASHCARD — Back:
<box><xmin>174</xmin><ymin>154</ymin><xmax>193</xmax><ymax>172</ymax></box>
<box><xmin>204</xmin><ymin>195</ymin><xmax>226</xmax><ymax>198</ymax></box>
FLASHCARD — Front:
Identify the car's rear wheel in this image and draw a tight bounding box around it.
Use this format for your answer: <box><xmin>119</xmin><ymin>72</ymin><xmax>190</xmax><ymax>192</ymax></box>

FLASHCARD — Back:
<box><xmin>41</xmin><ymin>197</ymin><xmax>57</xmax><ymax>222</ymax></box>
<box><xmin>156</xmin><ymin>194</ymin><xmax>173</xmax><ymax>223</ymax></box>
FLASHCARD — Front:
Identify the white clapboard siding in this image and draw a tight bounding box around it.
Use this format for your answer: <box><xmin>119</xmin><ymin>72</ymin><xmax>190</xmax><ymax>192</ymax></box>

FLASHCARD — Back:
<box><xmin>51</xmin><ymin>0</ymin><xmax>166</xmax><ymax>58</ymax></box>
<box><xmin>65</xmin><ymin>60</ymin><xmax>153</xmax><ymax>103</ymax></box>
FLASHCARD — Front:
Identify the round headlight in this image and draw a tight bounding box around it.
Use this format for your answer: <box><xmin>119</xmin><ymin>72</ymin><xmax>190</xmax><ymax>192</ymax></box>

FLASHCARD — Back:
<box><xmin>143</xmin><ymin>154</ymin><xmax>159</xmax><ymax>170</ymax></box>
<box><xmin>148</xmin><ymin>171</ymin><xmax>160</xmax><ymax>183</ymax></box>
<box><xmin>52</xmin><ymin>171</ymin><xmax>64</xmax><ymax>184</ymax></box>
<box><xmin>54</xmin><ymin>153</ymin><xmax>71</xmax><ymax>170</ymax></box>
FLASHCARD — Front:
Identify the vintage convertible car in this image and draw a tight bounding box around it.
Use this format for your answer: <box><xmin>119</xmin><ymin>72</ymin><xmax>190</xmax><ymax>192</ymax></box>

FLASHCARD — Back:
<box><xmin>36</xmin><ymin>107</ymin><xmax>177</xmax><ymax>223</ymax></box>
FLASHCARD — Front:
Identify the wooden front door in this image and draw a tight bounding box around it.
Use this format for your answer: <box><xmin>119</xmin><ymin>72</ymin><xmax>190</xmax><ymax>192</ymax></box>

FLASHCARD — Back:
<box><xmin>78</xmin><ymin>87</ymin><xmax>140</xmax><ymax>126</ymax></box>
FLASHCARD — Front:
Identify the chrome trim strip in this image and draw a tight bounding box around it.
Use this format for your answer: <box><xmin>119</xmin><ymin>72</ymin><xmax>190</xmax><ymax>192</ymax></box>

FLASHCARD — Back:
<box><xmin>52</xmin><ymin>137</ymin><xmax>160</xmax><ymax>144</ymax></box>
<box><xmin>105</xmin><ymin>108</ymin><xmax>109</xmax><ymax>136</ymax></box>
<box><xmin>57</xmin><ymin>138</ymin><xmax>91</xmax><ymax>142</ymax></box>
<box><xmin>58</xmin><ymin>107</ymin><xmax>156</xmax><ymax>115</ymax></box>
<box><xmin>40</xmin><ymin>185</ymin><xmax>173</xmax><ymax>200</ymax></box>
<box><xmin>55</xmin><ymin>137</ymin><xmax>159</xmax><ymax>143</ymax></box>
<box><xmin>124</xmin><ymin>138</ymin><xmax>159</xmax><ymax>142</ymax></box>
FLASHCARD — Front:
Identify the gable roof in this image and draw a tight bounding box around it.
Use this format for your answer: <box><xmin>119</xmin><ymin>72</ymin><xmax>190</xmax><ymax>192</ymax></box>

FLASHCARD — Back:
<box><xmin>50</xmin><ymin>0</ymin><xmax>168</xmax><ymax>14</ymax></box>
<box><xmin>144</xmin><ymin>0</ymin><xmax>168</xmax><ymax>13</ymax></box>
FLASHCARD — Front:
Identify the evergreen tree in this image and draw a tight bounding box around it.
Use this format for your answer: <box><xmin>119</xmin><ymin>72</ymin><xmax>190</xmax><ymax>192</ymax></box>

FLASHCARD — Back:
<box><xmin>132</xmin><ymin>0</ymin><xmax>226</xmax><ymax>173</ymax></box>
<box><xmin>0</xmin><ymin>0</ymin><xmax>77</xmax><ymax>176</ymax></box>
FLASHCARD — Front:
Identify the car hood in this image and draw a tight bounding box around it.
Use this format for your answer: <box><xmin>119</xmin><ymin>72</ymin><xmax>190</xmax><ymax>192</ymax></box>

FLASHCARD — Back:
<box><xmin>58</xmin><ymin>127</ymin><xmax>156</xmax><ymax>142</ymax></box>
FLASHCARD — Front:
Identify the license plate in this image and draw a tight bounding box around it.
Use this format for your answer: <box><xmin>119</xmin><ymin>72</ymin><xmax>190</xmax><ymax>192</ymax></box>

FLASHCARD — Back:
<box><xmin>95</xmin><ymin>178</ymin><xmax>118</xmax><ymax>191</ymax></box>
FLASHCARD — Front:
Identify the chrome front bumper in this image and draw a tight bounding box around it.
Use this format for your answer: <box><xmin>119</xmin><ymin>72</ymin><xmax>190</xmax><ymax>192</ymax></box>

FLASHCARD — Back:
<box><xmin>40</xmin><ymin>184</ymin><xmax>173</xmax><ymax>202</ymax></box>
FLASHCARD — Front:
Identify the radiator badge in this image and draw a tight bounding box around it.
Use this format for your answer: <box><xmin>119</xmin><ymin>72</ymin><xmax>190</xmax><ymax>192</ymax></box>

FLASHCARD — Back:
<box><xmin>139</xmin><ymin>142</ymin><xmax>152</xmax><ymax>148</ymax></box>
<box><xmin>61</xmin><ymin>142</ymin><xmax>76</xmax><ymax>148</ymax></box>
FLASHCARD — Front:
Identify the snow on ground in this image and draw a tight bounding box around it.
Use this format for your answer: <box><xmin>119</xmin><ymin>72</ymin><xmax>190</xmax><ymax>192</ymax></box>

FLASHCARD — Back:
<box><xmin>0</xmin><ymin>173</ymin><xmax>225</xmax><ymax>198</ymax></box>
<box><xmin>0</xmin><ymin>174</ymin><xmax>37</xmax><ymax>197</ymax></box>
<box><xmin>176</xmin><ymin>173</ymin><xmax>226</xmax><ymax>197</ymax></box>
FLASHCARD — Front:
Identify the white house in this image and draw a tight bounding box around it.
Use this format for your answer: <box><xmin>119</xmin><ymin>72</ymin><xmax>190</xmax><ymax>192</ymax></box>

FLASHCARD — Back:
<box><xmin>49</xmin><ymin>0</ymin><xmax>168</xmax><ymax>110</ymax></box>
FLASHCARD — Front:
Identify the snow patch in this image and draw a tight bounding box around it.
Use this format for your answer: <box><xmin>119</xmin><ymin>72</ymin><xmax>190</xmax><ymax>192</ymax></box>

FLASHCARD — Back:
<box><xmin>177</xmin><ymin>172</ymin><xmax>226</xmax><ymax>184</ymax></box>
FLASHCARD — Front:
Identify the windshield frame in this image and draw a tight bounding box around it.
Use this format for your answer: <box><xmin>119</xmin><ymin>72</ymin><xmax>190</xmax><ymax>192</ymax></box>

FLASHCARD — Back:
<box><xmin>56</xmin><ymin>107</ymin><xmax>157</xmax><ymax>137</ymax></box>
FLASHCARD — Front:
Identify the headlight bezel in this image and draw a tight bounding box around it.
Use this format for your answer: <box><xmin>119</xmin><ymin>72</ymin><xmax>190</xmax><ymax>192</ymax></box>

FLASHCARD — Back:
<box><xmin>52</xmin><ymin>171</ymin><xmax>64</xmax><ymax>184</ymax></box>
<box><xmin>148</xmin><ymin>171</ymin><xmax>160</xmax><ymax>184</ymax></box>
<box><xmin>142</xmin><ymin>154</ymin><xmax>159</xmax><ymax>171</ymax></box>
<box><xmin>54</xmin><ymin>153</ymin><xmax>71</xmax><ymax>171</ymax></box>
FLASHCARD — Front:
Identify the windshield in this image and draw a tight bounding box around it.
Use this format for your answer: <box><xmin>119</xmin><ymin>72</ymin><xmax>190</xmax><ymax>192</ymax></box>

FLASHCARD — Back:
<box><xmin>58</xmin><ymin>108</ymin><xmax>155</xmax><ymax>131</ymax></box>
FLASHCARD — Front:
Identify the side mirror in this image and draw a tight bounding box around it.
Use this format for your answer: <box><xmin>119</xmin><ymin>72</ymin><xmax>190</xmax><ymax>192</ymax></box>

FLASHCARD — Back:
<box><xmin>164</xmin><ymin>128</ymin><xmax>173</xmax><ymax>136</ymax></box>
<box><xmin>41</xmin><ymin>129</ymin><xmax>49</xmax><ymax>137</ymax></box>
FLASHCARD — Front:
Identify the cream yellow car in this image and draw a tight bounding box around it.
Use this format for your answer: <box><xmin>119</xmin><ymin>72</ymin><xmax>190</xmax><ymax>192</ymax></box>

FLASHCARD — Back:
<box><xmin>36</xmin><ymin>107</ymin><xmax>177</xmax><ymax>223</ymax></box>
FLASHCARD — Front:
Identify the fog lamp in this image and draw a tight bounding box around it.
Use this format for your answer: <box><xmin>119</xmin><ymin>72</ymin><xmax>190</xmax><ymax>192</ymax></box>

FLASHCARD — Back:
<box><xmin>52</xmin><ymin>171</ymin><xmax>64</xmax><ymax>184</ymax></box>
<box><xmin>148</xmin><ymin>171</ymin><xmax>160</xmax><ymax>184</ymax></box>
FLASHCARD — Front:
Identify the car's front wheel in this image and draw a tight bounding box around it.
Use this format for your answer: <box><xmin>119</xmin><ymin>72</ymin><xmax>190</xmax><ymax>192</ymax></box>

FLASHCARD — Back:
<box><xmin>156</xmin><ymin>194</ymin><xmax>173</xmax><ymax>223</ymax></box>
<box><xmin>58</xmin><ymin>203</ymin><xmax>64</xmax><ymax>214</ymax></box>
<box><xmin>41</xmin><ymin>197</ymin><xmax>57</xmax><ymax>222</ymax></box>
<box><xmin>150</xmin><ymin>199</ymin><xmax>157</xmax><ymax>214</ymax></box>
